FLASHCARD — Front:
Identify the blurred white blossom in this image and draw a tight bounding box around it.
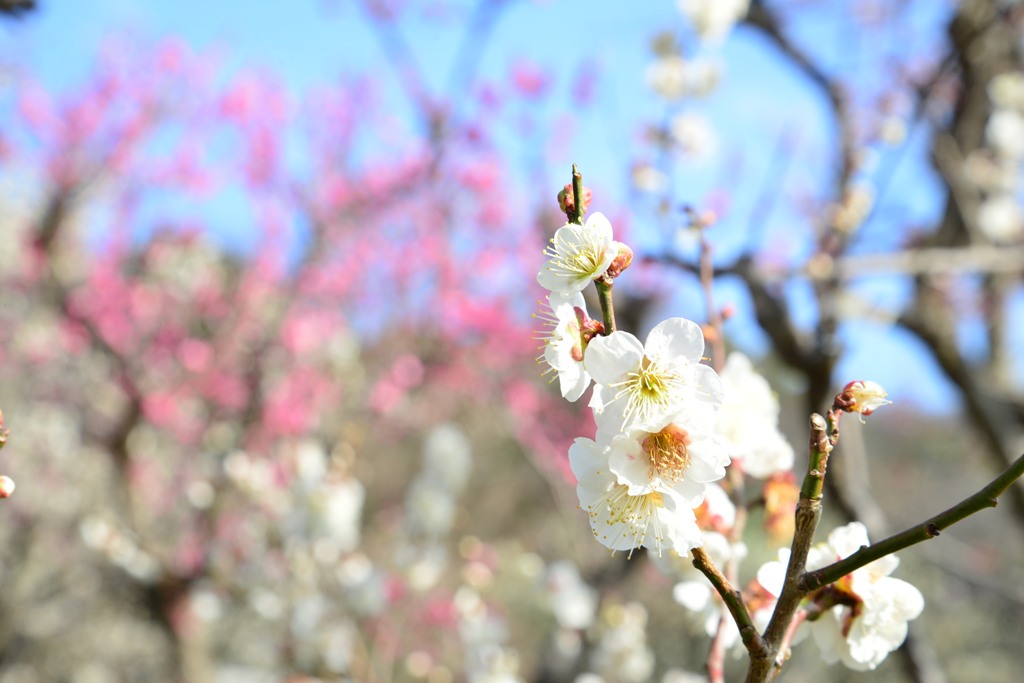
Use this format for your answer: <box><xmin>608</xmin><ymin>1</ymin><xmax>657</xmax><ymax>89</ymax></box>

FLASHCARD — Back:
<box><xmin>646</xmin><ymin>55</ymin><xmax>721</xmax><ymax>100</ymax></box>
<box><xmin>670</xmin><ymin>113</ymin><xmax>717</xmax><ymax>160</ymax></box>
<box><xmin>986</xmin><ymin>108</ymin><xmax>1024</xmax><ymax>160</ymax></box>
<box><xmin>977</xmin><ymin>193</ymin><xmax>1023</xmax><ymax>242</ymax></box>
<box><xmin>423</xmin><ymin>422</ymin><xmax>473</xmax><ymax>491</ymax></box>
<box><xmin>716</xmin><ymin>353</ymin><xmax>794</xmax><ymax>478</ymax></box>
<box><xmin>590</xmin><ymin>602</ymin><xmax>655</xmax><ymax>683</ymax></box>
<box><xmin>544</xmin><ymin>561</ymin><xmax>598</xmax><ymax>630</ymax></box>
<box><xmin>678</xmin><ymin>0</ymin><xmax>750</xmax><ymax>42</ymax></box>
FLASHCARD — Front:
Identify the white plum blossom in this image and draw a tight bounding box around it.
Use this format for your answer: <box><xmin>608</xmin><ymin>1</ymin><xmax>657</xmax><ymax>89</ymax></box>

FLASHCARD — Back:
<box><xmin>537</xmin><ymin>291</ymin><xmax>595</xmax><ymax>401</ymax></box>
<box><xmin>645</xmin><ymin>55</ymin><xmax>720</xmax><ymax>100</ymax></box>
<box><xmin>977</xmin><ymin>193</ymin><xmax>1023</xmax><ymax>243</ymax></box>
<box><xmin>423</xmin><ymin>422</ymin><xmax>472</xmax><ymax>492</ymax></box>
<box><xmin>569</xmin><ymin>437</ymin><xmax>704</xmax><ymax>556</ymax></box>
<box><xmin>601</xmin><ymin>407</ymin><xmax>729</xmax><ymax>505</ymax></box>
<box><xmin>590</xmin><ymin>601</ymin><xmax>656</xmax><ymax>683</ymax></box>
<box><xmin>585</xmin><ymin>317</ymin><xmax>722</xmax><ymax>433</ymax></box>
<box><xmin>631</xmin><ymin>164</ymin><xmax>668</xmax><ymax>193</ymax></box>
<box><xmin>806</xmin><ymin>523</ymin><xmax>925</xmax><ymax>671</ymax></box>
<box><xmin>678</xmin><ymin>0</ymin><xmax>749</xmax><ymax>42</ymax></box>
<box><xmin>537</xmin><ymin>212</ymin><xmax>621</xmax><ymax>294</ymax></box>
<box><xmin>319</xmin><ymin>478</ymin><xmax>365</xmax><ymax>553</ymax></box>
<box><xmin>544</xmin><ymin>561</ymin><xmax>599</xmax><ymax>630</ymax></box>
<box><xmin>670</xmin><ymin>113</ymin><xmax>717</xmax><ymax>161</ymax></box>
<box><xmin>646</xmin><ymin>55</ymin><xmax>689</xmax><ymax>101</ymax></box>
<box><xmin>752</xmin><ymin>549</ymin><xmax>807</xmax><ymax>644</ymax></box>
<box><xmin>405</xmin><ymin>423</ymin><xmax>472</xmax><ymax>539</ymax></box>
<box><xmin>455</xmin><ymin>587</ymin><xmax>524</xmax><ymax>683</ymax></box>
<box><xmin>673</xmin><ymin>579</ymin><xmax>740</xmax><ymax>648</ymax></box>
<box><xmin>715</xmin><ymin>352</ymin><xmax>794</xmax><ymax>478</ymax></box>
<box><xmin>404</xmin><ymin>477</ymin><xmax>456</xmax><ymax>537</ymax></box>
<box><xmin>986</xmin><ymin>108</ymin><xmax>1024</xmax><ymax>161</ymax></box>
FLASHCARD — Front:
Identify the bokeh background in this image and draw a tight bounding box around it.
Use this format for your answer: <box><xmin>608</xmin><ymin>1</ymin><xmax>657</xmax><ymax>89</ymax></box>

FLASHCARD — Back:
<box><xmin>0</xmin><ymin>1</ymin><xmax>1023</xmax><ymax>681</ymax></box>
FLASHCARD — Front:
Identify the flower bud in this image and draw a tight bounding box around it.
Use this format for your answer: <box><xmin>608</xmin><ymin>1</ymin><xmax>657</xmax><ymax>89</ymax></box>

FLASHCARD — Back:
<box><xmin>837</xmin><ymin>380</ymin><xmax>892</xmax><ymax>418</ymax></box>
<box><xmin>557</xmin><ymin>183</ymin><xmax>593</xmax><ymax>221</ymax></box>
<box><xmin>0</xmin><ymin>476</ymin><xmax>15</xmax><ymax>499</ymax></box>
<box><xmin>576</xmin><ymin>307</ymin><xmax>605</xmax><ymax>351</ymax></box>
<box><xmin>605</xmin><ymin>243</ymin><xmax>633</xmax><ymax>279</ymax></box>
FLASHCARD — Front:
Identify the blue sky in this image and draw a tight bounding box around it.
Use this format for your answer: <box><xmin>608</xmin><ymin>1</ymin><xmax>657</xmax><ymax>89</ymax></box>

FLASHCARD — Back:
<box><xmin>1</xmin><ymin>0</ymin><xmax>987</xmax><ymax>411</ymax></box>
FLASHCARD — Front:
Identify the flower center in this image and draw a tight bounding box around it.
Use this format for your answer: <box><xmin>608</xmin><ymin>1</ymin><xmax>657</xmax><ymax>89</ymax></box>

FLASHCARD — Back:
<box><xmin>642</xmin><ymin>424</ymin><xmax>691</xmax><ymax>485</ymax></box>
<box><xmin>589</xmin><ymin>484</ymin><xmax>668</xmax><ymax>556</ymax></box>
<box><xmin>611</xmin><ymin>356</ymin><xmax>685</xmax><ymax>426</ymax></box>
<box><xmin>544</xmin><ymin>231</ymin><xmax>606</xmax><ymax>280</ymax></box>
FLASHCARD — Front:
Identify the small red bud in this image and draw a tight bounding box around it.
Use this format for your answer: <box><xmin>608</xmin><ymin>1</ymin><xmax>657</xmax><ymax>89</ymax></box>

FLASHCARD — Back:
<box><xmin>576</xmin><ymin>307</ymin><xmax>605</xmax><ymax>345</ymax></box>
<box><xmin>605</xmin><ymin>243</ymin><xmax>634</xmax><ymax>279</ymax></box>
<box><xmin>557</xmin><ymin>184</ymin><xmax>593</xmax><ymax>221</ymax></box>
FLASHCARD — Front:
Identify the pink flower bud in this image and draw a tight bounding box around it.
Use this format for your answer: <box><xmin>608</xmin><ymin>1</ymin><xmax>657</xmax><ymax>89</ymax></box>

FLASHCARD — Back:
<box><xmin>575</xmin><ymin>306</ymin><xmax>605</xmax><ymax>352</ymax></box>
<box><xmin>605</xmin><ymin>243</ymin><xmax>634</xmax><ymax>279</ymax></box>
<box><xmin>0</xmin><ymin>476</ymin><xmax>15</xmax><ymax>498</ymax></box>
<box><xmin>557</xmin><ymin>183</ymin><xmax>593</xmax><ymax>220</ymax></box>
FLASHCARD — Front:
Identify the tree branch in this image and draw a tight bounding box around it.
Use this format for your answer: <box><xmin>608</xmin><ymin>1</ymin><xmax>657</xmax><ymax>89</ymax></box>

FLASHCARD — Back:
<box><xmin>801</xmin><ymin>450</ymin><xmax>1024</xmax><ymax>591</ymax></box>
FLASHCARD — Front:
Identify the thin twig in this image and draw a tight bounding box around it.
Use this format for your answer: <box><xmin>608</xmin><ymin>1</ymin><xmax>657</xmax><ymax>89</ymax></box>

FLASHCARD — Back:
<box><xmin>801</xmin><ymin>451</ymin><xmax>1024</xmax><ymax>591</ymax></box>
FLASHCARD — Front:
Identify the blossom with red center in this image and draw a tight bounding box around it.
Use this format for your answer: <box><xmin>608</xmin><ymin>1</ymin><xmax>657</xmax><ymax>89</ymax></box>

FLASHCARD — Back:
<box><xmin>535</xmin><ymin>292</ymin><xmax>602</xmax><ymax>401</ymax></box>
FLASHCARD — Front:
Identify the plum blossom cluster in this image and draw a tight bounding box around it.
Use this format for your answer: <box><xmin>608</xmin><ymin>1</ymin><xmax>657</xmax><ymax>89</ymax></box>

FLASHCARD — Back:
<box><xmin>535</xmin><ymin>173</ymin><xmax>933</xmax><ymax>679</ymax></box>
<box><xmin>537</xmin><ymin>189</ymin><xmax>729</xmax><ymax>557</ymax></box>
<box><xmin>753</xmin><ymin>523</ymin><xmax>924</xmax><ymax>671</ymax></box>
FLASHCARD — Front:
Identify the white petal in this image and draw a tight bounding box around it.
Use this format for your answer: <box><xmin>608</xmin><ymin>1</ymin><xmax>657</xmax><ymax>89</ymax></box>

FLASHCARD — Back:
<box><xmin>537</xmin><ymin>264</ymin><xmax>586</xmax><ymax>293</ymax></box>
<box><xmin>584</xmin><ymin>331</ymin><xmax>643</xmax><ymax>385</ymax></box>
<box><xmin>668</xmin><ymin>477</ymin><xmax>706</xmax><ymax>507</ymax></box>
<box><xmin>756</xmin><ymin>552</ymin><xmax>789</xmax><ymax>596</ymax></box>
<box><xmin>690</xmin><ymin>362</ymin><xmax>724</xmax><ymax>409</ymax></box>
<box><xmin>645</xmin><ymin>317</ymin><xmax>705</xmax><ymax>366</ymax></box>
<box><xmin>568</xmin><ymin>438</ymin><xmax>610</xmax><ymax>491</ymax></box>
<box><xmin>673</xmin><ymin>581</ymin><xmax>711</xmax><ymax>611</ymax></box>
<box><xmin>607</xmin><ymin>435</ymin><xmax>652</xmax><ymax>495</ymax></box>
<box><xmin>659</xmin><ymin>495</ymin><xmax>703</xmax><ymax>553</ymax></box>
<box><xmin>549</xmin><ymin>290</ymin><xmax>586</xmax><ymax>313</ymax></box>
<box><xmin>560</xmin><ymin>364</ymin><xmax>591</xmax><ymax>402</ymax></box>
<box><xmin>828</xmin><ymin>522</ymin><xmax>870</xmax><ymax>558</ymax></box>
<box><xmin>585</xmin><ymin>211</ymin><xmax>614</xmax><ymax>242</ymax></box>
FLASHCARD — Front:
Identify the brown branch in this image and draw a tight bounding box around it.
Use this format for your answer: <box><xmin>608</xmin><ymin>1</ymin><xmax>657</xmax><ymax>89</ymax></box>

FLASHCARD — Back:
<box><xmin>691</xmin><ymin>547</ymin><xmax>768</xmax><ymax>660</ymax></box>
<box><xmin>801</xmin><ymin>450</ymin><xmax>1024</xmax><ymax>591</ymax></box>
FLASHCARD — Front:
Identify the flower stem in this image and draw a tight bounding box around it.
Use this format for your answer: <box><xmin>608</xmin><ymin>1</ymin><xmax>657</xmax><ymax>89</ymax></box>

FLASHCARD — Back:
<box><xmin>570</xmin><ymin>163</ymin><xmax>585</xmax><ymax>225</ymax></box>
<box><xmin>595</xmin><ymin>277</ymin><xmax>617</xmax><ymax>333</ymax></box>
